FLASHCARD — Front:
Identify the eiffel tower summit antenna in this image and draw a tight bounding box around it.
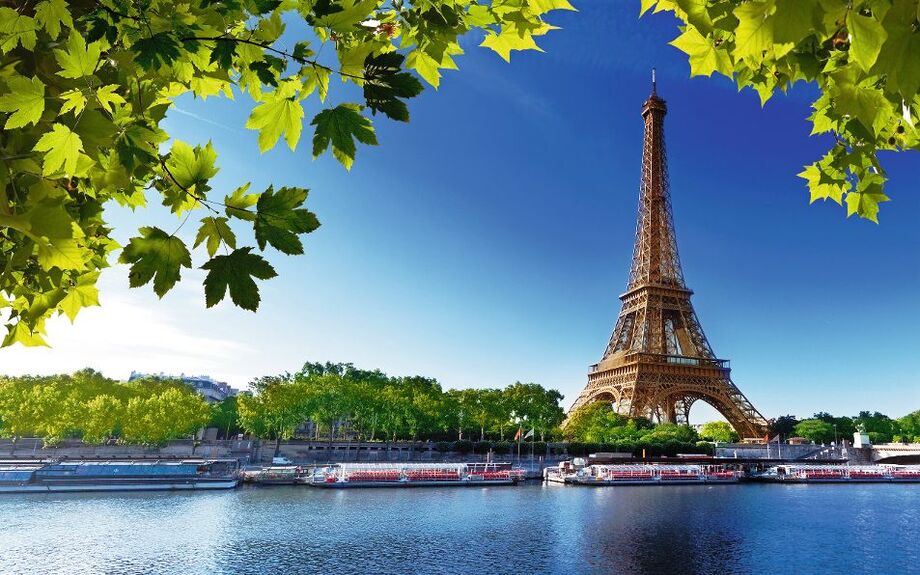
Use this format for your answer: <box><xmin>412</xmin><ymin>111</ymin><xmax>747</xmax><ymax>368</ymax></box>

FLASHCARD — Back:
<box><xmin>565</xmin><ymin>81</ymin><xmax>769</xmax><ymax>438</ymax></box>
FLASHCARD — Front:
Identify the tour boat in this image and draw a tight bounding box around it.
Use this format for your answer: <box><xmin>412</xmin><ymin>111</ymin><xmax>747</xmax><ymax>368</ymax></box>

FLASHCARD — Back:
<box><xmin>307</xmin><ymin>462</ymin><xmax>524</xmax><ymax>488</ymax></box>
<box><xmin>0</xmin><ymin>460</ymin><xmax>239</xmax><ymax>493</ymax></box>
<box><xmin>558</xmin><ymin>464</ymin><xmax>740</xmax><ymax>486</ymax></box>
<box><xmin>756</xmin><ymin>465</ymin><xmax>920</xmax><ymax>483</ymax></box>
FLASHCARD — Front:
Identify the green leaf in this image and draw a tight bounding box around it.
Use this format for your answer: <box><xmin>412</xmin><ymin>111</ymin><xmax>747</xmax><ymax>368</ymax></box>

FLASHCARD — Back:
<box><xmin>132</xmin><ymin>32</ymin><xmax>182</xmax><ymax>71</ymax></box>
<box><xmin>301</xmin><ymin>65</ymin><xmax>331</xmax><ymax>102</ymax></box>
<box><xmin>0</xmin><ymin>75</ymin><xmax>45</xmax><ymax>129</ymax></box>
<box><xmin>245</xmin><ymin>81</ymin><xmax>304</xmax><ymax>152</ymax></box>
<box><xmin>831</xmin><ymin>69</ymin><xmax>892</xmax><ymax>136</ymax></box>
<box><xmin>338</xmin><ymin>41</ymin><xmax>382</xmax><ymax>81</ymax></box>
<box><xmin>845</xmin><ymin>184</ymin><xmax>889</xmax><ymax>223</ymax></box>
<box><xmin>798</xmin><ymin>163</ymin><xmax>846</xmax><ymax>205</ymax></box>
<box><xmin>847</xmin><ymin>12</ymin><xmax>887</xmax><ymax>71</ymax></box>
<box><xmin>0</xmin><ymin>8</ymin><xmax>38</xmax><ymax>54</ymax></box>
<box><xmin>59</xmin><ymin>88</ymin><xmax>86</xmax><ymax>116</ymax></box>
<box><xmin>2</xmin><ymin>322</ymin><xmax>48</xmax><ymax>348</ymax></box>
<box><xmin>95</xmin><ymin>85</ymin><xmax>126</xmax><ymax>114</ymax></box>
<box><xmin>54</xmin><ymin>30</ymin><xmax>102</xmax><ymax>79</ymax></box>
<box><xmin>164</xmin><ymin>140</ymin><xmax>219</xmax><ymax>190</ymax></box>
<box><xmin>32</xmin><ymin>123</ymin><xmax>85</xmax><ymax>175</ymax></box>
<box><xmin>310</xmin><ymin>104</ymin><xmax>377</xmax><ymax>169</ymax></box>
<box><xmin>201</xmin><ymin>247</ymin><xmax>277</xmax><ymax>311</ymax></box>
<box><xmin>363</xmin><ymin>52</ymin><xmax>424</xmax><ymax>121</ymax></box>
<box><xmin>34</xmin><ymin>0</ymin><xmax>73</xmax><ymax>40</ymax></box>
<box><xmin>194</xmin><ymin>216</ymin><xmax>236</xmax><ymax>257</ymax></box>
<box><xmin>209</xmin><ymin>39</ymin><xmax>237</xmax><ymax>70</ymax></box>
<box><xmin>733</xmin><ymin>1</ymin><xmax>774</xmax><ymax>62</ymax></box>
<box><xmin>871</xmin><ymin>0</ymin><xmax>920</xmax><ymax>98</ymax></box>
<box><xmin>315</xmin><ymin>0</ymin><xmax>379</xmax><ymax>33</ymax></box>
<box><xmin>669</xmin><ymin>28</ymin><xmax>731</xmax><ymax>77</ymax></box>
<box><xmin>771</xmin><ymin>0</ymin><xmax>817</xmax><ymax>47</ymax></box>
<box><xmin>254</xmin><ymin>186</ymin><xmax>320</xmax><ymax>254</ymax></box>
<box><xmin>481</xmin><ymin>26</ymin><xmax>542</xmax><ymax>63</ymax></box>
<box><xmin>225</xmin><ymin>183</ymin><xmax>259</xmax><ymax>221</ymax></box>
<box><xmin>118</xmin><ymin>227</ymin><xmax>192</xmax><ymax>297</ymax></box>
<box><xmin>405</xmin><ymin>49</ymin><xmax>443</xmax><ymax>88</ymax></box>
<box><xmin>59</xmin><ymin>271</ymin><xmax>100</xmax><ymax>322</ymax></box>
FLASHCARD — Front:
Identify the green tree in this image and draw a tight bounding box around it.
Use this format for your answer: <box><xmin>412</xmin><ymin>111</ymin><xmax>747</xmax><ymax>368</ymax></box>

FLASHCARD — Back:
<box><xmin>238</xmin><ymin>374</ymin><xmax>312</xmax><ymax>454</ymax></box>
<box><xmin>853</xmin><ymin>410</ymin><xmax>897</xmax><ymax>443</ymax></box>
<box><xmin>646</xmin><ymin>0</ymin><xmax>920</xmax><ymax>222</ymax></box>
<box><xmin>503</xmin><ymin>381</ymin><xmax>565</xmax><ymax>441</ymax></box>
<box><xmin>896</xmin><ymin>410</ymin><xmax>920</xmax><ymax>442</ymax></box>
<box><xmin>699</xmin><ymin>420</ymin><xmax>739</xmax><ymax>443</ymax></box>
<box><xmin>81</xmin><ymin>394</ymin><xmax>124</xmax><ymax>443</ymax></box>
<box><xmin>0</xmin><ymin>0</ymin><xmax>573</xmax><ymax>346</ymax></box>
<box><xmin>793</xmin><ymin>418</ymin><xmax>836</xmax><ymax>444</ymax></box>
<box><xmin>770</xmin><ymin>414</ymin><xmax>799</xmax><ymax>438</ymax></box>
<box><xmin>209</xmin><ymin>396</ymin><xmax>241</xmax><ymax>439</ymax></box>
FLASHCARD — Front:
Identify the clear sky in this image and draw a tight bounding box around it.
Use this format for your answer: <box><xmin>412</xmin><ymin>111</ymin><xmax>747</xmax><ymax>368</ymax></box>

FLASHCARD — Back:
<box><xmin>3</xmin><ymin>2</ymin><xmax>918</xmax><ymax>422</ymax></box>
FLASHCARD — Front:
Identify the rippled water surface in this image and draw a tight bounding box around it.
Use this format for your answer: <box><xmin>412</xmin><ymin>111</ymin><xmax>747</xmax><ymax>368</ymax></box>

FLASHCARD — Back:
<box><xmin>1</xmin><ymin>483</ymin><xmax>918</xmax><ymax>574</ymax></box>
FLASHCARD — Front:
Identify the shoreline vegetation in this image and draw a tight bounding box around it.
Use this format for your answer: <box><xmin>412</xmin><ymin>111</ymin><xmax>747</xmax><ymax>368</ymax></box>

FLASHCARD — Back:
<box><xmin>1</xmin><ymin>364</ymin><xmax>918</xmax><ymax>456</ymax></box>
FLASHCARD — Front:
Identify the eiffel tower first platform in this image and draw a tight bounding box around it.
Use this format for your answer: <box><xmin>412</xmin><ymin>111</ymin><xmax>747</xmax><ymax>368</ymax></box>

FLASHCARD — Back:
<box><xmin>567</xmin><ymin>74</ymin><xmax>769</xmax><ymax>439</ymax></box>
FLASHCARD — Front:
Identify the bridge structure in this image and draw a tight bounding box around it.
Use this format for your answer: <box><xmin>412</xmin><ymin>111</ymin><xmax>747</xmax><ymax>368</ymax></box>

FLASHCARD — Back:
<box><xmin>567</xmin><ymin>74</ymin><xmax>769</xmax><ymax>438</ymax></box>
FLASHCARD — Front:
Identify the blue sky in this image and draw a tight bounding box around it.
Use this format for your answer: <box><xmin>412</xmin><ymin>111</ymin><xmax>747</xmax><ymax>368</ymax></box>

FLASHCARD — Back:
<box><xmin>4</xmin><ymin>2</ymin><xmax>918</xmax><ymax>422</ymax></box>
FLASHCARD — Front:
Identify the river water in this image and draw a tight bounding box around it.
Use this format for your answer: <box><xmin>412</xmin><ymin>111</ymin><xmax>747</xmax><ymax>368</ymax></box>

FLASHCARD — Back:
<box><xmin>1</xmin><ymin>483</ymin><xmax>917</xmax><ymax>574</ymax></box>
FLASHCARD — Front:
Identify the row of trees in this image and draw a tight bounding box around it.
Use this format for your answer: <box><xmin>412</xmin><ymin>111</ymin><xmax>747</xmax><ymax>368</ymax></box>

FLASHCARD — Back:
<box><xmin>236</xmin><ymin>362</ymin><xmax>566</xmax><ymax>452</ymax></box>
<box><xmin>561</xmin><ymin>402</ymin><xmax>707</xmax><ymax>455</ymax></box>
<box><xmin>770</xmin><ymin>411</ymin><xmax>920</xmax><ymax>445</ymax></box>
<box><xmin>0</xmin><ymin>369</ymin><xmax>211</xmax><ymax>445</ymax></box>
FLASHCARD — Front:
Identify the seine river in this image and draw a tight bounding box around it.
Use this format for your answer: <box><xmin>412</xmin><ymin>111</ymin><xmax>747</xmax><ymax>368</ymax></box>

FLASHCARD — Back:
<box><xmin>1</xmin><ymin>483</ymin><xmax>917</xmax><ymax>574</ymax></box>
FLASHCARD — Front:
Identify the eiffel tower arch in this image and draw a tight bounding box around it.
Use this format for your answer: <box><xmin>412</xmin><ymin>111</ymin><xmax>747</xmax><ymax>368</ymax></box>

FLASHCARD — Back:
<box><xmin>568</xmin><ymin>74</ymin><xmax>769</xmax><ymax>439</ymax></box>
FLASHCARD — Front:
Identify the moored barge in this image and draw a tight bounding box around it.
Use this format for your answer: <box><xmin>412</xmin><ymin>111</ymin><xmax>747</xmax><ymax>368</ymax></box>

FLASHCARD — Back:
<box><xmin>0</xmin><ymin>460</ymin><xmax>238</xmax><ymax>493</ymax></box>
<box><xmin>755</xmin><ymin>465</ymin><xmax>920</xmax><ymax>483</ymax></box>
<box><xmin>306</xmin><ymin>462</ymin><xmax>524</xmax><ymax>488</ymax></box>
<box><xmin>546</xmin><ymin>463</ymin><xmax>741</xmax><ymax>486</ymax></box>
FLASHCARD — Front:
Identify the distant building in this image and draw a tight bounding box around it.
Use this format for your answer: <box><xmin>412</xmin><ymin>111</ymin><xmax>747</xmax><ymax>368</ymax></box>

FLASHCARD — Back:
<box><xmin>128</xmin><ymin>372</ymin><xmax>239</xmax><ymax>403</ymax></box>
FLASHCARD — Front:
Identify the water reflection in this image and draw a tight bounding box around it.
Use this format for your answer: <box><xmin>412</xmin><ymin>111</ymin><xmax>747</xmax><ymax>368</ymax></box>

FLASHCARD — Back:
<box><xmin>1</xmin><ymin>484</ymin><xmax>917</xmax><ymax>574</ymax></box>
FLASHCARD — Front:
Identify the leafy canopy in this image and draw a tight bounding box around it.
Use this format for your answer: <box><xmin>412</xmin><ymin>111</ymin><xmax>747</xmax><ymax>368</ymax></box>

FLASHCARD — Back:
<box><xmin>645</xmin><ymin>0</ymin><xmax>920</xmax><ymax>223</ymax></box>
<box><xmin>0</xmin><ymin>0</ymin><xmax>573</xmax><ymax>346</ymax></box>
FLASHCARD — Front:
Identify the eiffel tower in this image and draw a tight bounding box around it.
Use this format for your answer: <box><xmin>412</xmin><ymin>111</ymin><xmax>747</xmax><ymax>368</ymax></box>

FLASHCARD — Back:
<box><xmin>568</xmin><ymin>73</ymin><xmax>769</xmax><ymax>438</ymax></box>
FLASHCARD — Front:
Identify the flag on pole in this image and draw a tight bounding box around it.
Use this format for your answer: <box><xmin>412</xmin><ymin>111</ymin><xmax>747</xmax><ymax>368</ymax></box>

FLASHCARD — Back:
<box><xmin>514</xmin><ymin>428</ymin><xmax>522</xmax><ymax>441</ymax></box>
<box><xmin>524</xmin><ymin>428</ymin><xmax>534</xmax><ymax>440</ymax></box>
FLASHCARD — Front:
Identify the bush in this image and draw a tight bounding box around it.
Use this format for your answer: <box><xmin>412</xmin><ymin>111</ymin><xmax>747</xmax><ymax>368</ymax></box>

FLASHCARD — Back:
<box><xmin>452</xmin><ymin>439</ymin><xmax>474</xmax><ymax>454</ymax></box>
<box><xmin>474</xmin><ymin>440</ymin><xmax>493</xmax><ymax>454</ymax></box>
<box><xmin>565</xmin><ymin>442</ymin><xmax>584</xmax><ymax>456</ymax></box>
<box><xmin>493</xmin><ymin>441</ymin><xmax>510</xmax><ymax>455</ymax></box>
<box><xmin>531</xmin><ymin>441</ymin><xmax>547</xmax><ymax>455</ymax></box>
<box><xmin>434</xmin><ymin>441</ymin><xmax>452</xmax><ymax>453</ymax></box>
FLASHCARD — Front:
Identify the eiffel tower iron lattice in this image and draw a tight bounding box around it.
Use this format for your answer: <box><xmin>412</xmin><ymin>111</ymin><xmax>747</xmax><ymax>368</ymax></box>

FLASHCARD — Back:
<box><xmin>567</xmin><ymin>74</ymin><xmax>769</xmax><ymax>439</ymax></box>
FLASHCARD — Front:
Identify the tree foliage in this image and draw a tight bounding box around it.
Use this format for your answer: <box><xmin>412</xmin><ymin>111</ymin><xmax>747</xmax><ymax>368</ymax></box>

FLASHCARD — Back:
<box><xmin>0</xmin><ymin>0</ymin><xmax>573</xmax><ymax>346</ymax></box>
<box><xmin>0</xmin><ymin>369</ymin><xmax>209</xmax><ymax>445</ymax></box>
<box><xmin>646</xmin><ymin>0</ymin><xmax>920</xmax><ymax>223</ymax></box>
<box><xmin>235</xmin><ymin>362</ymin><xmax>566</xmax><ymax>442</ymax></box>
<box><xmin>561</xmin><ymin>401</ymin><xmax>701</xmax><ymax>452</ymax></box>
<box><xmin>793</xmin><ymin>418</ymin><xmax>836</xmax><ymax>443</ymax></box>
<box><xmin>699</xmin><ymin>420</ymin><xmax>739</xmax><ymax>442</ymax></box>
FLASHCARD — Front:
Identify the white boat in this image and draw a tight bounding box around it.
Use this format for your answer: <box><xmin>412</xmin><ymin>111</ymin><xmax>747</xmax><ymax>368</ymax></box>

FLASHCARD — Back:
<box><xmin>757</xmin><ymin>464</ymin><xmax>920</xmax><ymax>483</ymax></box>
<box><xmin>307</xmin><ymin>462</ymin><xmax>524</xmax><ymax>488</ymax></box>
<box><xmin>561</xmin><ymin>464</ymin><xmax>740</xmax><ymax>486</ymax></box>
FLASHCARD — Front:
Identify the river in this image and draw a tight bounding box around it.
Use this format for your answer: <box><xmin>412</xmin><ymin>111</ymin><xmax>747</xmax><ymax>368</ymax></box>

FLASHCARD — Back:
<box><xmin>1</xmin><ymin>483</ymin><xmax>917</xmax><ymax>574</ymax></box>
